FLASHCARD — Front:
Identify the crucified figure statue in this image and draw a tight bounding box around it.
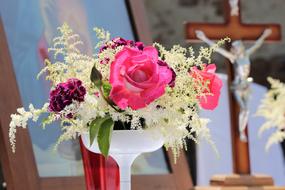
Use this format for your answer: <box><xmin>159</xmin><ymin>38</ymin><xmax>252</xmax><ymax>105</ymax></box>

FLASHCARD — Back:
<box><xmin>196</xmin><ymin>28</ymin><xmax>272</xmax><ymax>142</ymax></box>
<box><xmin>229</xmin><ymin>0</ymin><xmax>239</xmax><ymax>16</ymax></box>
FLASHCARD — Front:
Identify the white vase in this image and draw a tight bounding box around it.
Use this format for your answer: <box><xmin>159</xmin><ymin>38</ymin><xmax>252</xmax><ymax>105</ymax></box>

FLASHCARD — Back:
<box><xmin>81</xmin><ymin>129</ymin><xmax>164</xmax><ymax>190</ymax></box>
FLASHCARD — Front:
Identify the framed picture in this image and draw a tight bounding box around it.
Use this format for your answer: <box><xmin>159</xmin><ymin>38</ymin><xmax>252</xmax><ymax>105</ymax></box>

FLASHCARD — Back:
<box><xmin>0</xmin><ymin>0</ymin><xmax>192</xmax><ymax>189</ymax></box>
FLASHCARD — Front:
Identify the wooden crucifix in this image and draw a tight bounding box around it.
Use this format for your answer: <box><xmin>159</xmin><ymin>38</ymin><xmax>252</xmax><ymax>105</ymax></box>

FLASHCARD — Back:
<box><xmin>185</xmin><ymin>0</ymin><xmax>282</xmax><ymax>188</ymax></box>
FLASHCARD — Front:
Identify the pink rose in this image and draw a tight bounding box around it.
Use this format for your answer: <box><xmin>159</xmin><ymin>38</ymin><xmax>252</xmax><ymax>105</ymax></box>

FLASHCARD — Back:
<box><xmin>190</xmin><ymin>64</ymin><xmax>223</xmax><ymax>110</ymax></box>
<box><xmin>109</xmin><ymin>46</ymin><xmax>173</xmax><ymax>110</ymax></box>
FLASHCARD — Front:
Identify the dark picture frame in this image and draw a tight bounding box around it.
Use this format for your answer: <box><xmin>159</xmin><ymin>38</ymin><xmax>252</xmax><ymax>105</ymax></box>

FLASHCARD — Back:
<box><xmin>0</xmin><ymin>1</ymin><xmax>192</xmax><ymax>189</ymax></box>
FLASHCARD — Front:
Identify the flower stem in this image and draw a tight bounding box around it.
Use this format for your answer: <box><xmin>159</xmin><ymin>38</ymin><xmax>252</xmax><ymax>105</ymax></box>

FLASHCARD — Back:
<box><xmin>98</xmin><ymin>87</ymin><xmax>123</xmax><ymax>113</ymax></box>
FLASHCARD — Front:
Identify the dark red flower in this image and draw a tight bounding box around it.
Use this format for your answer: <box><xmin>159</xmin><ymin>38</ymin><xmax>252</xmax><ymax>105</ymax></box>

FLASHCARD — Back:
<box><xmin>99</xmin><ymin>37</ymin><xmax>145</xmax><ymax>54</ymax></box>
<box><xmin>49</xmin><ymin>78</ymin><xmax>86</xmax><ymax>113</ymax></box>
<box><xmin>134</xmin><ymin>41</ymin><xmax>144</xmax><ymax>50</ymax></box>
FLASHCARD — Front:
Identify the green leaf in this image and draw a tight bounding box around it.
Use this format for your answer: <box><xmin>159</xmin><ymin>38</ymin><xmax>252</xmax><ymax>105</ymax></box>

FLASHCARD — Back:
<box><xmin>102</xmin><ymin>81</ymin><xmax>112</xmax><ymax>97</ymax></box>
<box><xmin>90</xmin><ymin>66</ymin><xmax>102</xmax><ymax>88</ymax></box>
<box><xmin>97</xmin><ymin>117</ymin><xmax>114</xmax><ymax>157</ymax></box>
<box><xmin>89</xmin><ymin>117</ymin><xmax>105</xmax><ymax>146</ymax></box>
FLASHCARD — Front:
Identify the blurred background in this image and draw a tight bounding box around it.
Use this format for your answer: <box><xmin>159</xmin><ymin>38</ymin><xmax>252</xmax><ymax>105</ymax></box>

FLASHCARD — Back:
<box><xmin>143</xmin><ymin>0</ymin><xmax>285</xmax><ymax>85</ymax></box>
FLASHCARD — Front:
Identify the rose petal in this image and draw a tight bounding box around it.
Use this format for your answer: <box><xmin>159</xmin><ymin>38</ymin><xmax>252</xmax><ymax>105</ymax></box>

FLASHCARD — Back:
<box><xmin>141</xmin><ymin>84</ymin><xmax>166</xmax><ymax>105</ymax></box>
<box><xmin>142</xmin><ymin>46</ymin><xmax>158</xmax><ymax>63</ymax></box>
<box><xmin>199</xmin><ymin>91</ymin><xmax>221</xmax><ymax>110</ymax></box>
<box><xmin>158</xmin><ymin>65</ymin><xmax>173</xmax><ymax>85</ymax></box>
<box><xmin>110</xmin><ymin>85</ymin><xmax>146</xmax><ymax>110</ymax></box>
<box><xmin>205</xmin><ymin>64</ymin><xmax>216</xmax><ymax>73</ymax></box>
<box><xmin>110</xmin><ymin>48</ymin><xmax>136</xmax><ymax>84</ymax></box>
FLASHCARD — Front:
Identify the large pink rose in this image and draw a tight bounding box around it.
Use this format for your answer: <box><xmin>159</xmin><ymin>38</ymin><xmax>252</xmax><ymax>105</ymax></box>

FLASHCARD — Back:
<box><xmin>190</xmin><ymin>64</ymin><xmax>223</xmax><ymax>110</ymax></box>
<box><xmin>109</xmin><ymin>46</ymin><xmax>173</xmax><ymax>110</ymax></box>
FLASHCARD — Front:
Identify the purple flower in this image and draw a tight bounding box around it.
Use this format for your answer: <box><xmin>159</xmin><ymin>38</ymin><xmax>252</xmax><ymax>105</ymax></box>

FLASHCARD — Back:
<box><xmin>99</xmin><ymin>37</ymin><xmax>127</xmax><ymax>53</ymax></box>
<box><xmin>113</xmin><ymin>37</ymin><xmax>128</xmax><ymax>46</ymax></box>
<box><xmin>100</xmin><ymin>57</ymin><xmax>110</xmax><ymax>64</ymax></box>
<box><xmin>157</xmin><ymin>60</ymin><xmax>176</xmax><ymax>87</ymax></box>
<box><xmin>134</xmin><ymin>41</ymin><xmax>144</xmax><ymax>50</ymax></box>
<box><xmin>49</xmin><ymin>78</ymin><xmax>86</xmax><ymax>113</ymax></box>
<box><xmin>99</xmin><ymin>37</ymin><xmax>145</xmax><ymax>54</ymax></box>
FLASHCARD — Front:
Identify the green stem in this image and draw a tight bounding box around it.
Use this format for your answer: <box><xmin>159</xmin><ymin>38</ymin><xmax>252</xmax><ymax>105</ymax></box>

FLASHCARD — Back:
<box><xmin>122</xmin><ymin>121</ymin><xmax>127</xmax><ymax>130</ymax></box>
<box><xmin>98</xmin><ymin>87</ymin><xmax>123</xmax><ymax>113</ymax></box>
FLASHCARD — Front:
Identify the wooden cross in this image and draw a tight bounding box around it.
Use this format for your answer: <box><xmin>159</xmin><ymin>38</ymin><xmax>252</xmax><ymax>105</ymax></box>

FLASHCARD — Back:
<box><xmin>185</xmin><ymin>0</ymin><xmax>281</xmax><ymax>177</ymax></box>
<box><xmin>185</xmin><ymin>0</ymin><xmax>281</xmax><ymax>42</ymax></box>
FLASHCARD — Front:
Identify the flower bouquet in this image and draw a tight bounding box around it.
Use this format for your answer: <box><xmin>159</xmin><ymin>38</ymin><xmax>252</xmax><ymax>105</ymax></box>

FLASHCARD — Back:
<box><xmin>9</xmin><ymin>24</ymin><xmax>224</xmax><ymax>190</ymax></box>
<box><xmin>256</xmin><ymin>77</ymin><xmax>285</xmax><ymax>150</ymax></box>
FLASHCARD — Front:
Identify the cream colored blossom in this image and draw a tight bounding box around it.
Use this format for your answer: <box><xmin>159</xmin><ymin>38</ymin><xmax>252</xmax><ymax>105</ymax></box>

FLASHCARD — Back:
<box><xmin>9</xmin><ymin>103</ymin><xmax>48</xmax><ymax>152</ymax></box>
<box><xmin>256</xmin><ymin>77</ymin><xmax>285</xmax><ymax>150</ymax></box>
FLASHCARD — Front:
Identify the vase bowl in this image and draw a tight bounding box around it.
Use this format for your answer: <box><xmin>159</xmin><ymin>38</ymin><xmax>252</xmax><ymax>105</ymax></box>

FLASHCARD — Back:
<box><xmin>81</xmin><ymin>129</ymin><xmax>164</xmax><ymax>155</ymax></box>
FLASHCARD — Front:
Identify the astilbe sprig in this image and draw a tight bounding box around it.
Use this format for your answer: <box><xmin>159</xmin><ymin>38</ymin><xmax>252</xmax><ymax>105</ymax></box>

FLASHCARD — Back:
<box><xmin>9</xmin><ymin>103</ymin><xmax>49</xmax><ymax>152</ymax></box>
